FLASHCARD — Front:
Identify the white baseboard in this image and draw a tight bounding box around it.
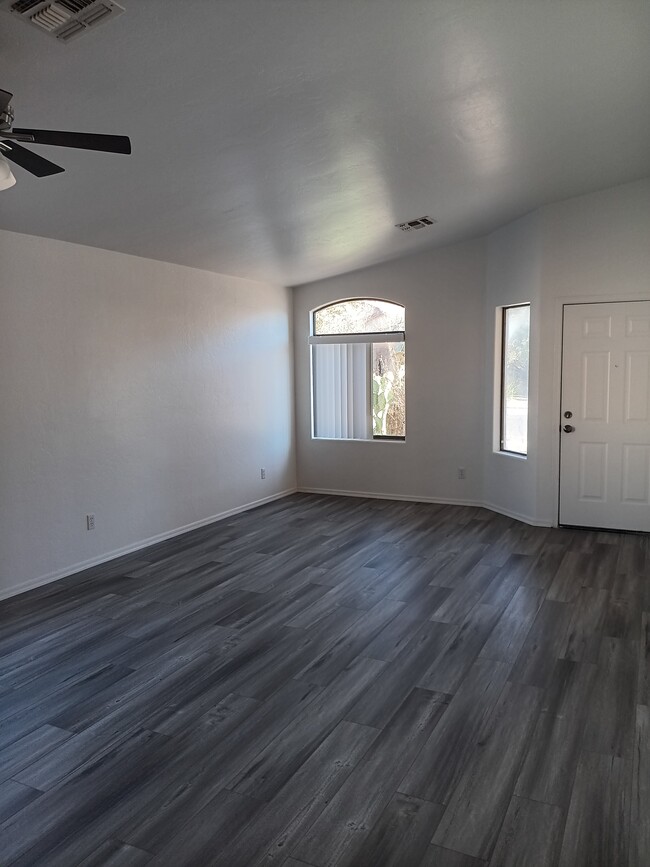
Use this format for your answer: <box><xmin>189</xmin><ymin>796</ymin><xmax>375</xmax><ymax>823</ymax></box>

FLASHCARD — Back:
<box><xmin>298</xmin><ymin>486</ymin><xmax>483</xmax><ymax>508</ymax></box>
<box><xmin>481</xmin><ymin>501</ymin><xmax>552</xmax><ymax>528</ymax></box>
<box><xmin>298</xmin><ymin>486</ymin><xmax>552</xmax><ymax>527</ymax></box>
<box><xmin>1</xmin><ymin>488</ymin><xmax>297</xmax><ymax>602</ymax></box>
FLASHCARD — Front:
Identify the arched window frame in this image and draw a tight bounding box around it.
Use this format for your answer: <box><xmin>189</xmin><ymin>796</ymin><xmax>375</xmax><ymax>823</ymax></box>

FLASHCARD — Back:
<box><xmin>309</xmin><ymin>298</ymin><xmax>406</xmax><ymax>441</ymax></box>
<box><xmin>310</xmin><ymin>297</ymin><xmax>405</xmax><ymax>340</ymax></box>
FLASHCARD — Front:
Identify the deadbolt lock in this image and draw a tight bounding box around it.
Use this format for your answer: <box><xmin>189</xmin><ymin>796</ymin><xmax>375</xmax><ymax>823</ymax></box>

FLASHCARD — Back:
<box><xmin>564</xmin><ymin>411</ymin><xmax>573</xmax><ymax>419</ymax></box>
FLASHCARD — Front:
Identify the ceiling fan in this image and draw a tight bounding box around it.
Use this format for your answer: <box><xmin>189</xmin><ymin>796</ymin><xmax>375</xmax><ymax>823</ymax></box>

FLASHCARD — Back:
<box><xmin>0</xmin><ymin>88</ymin><xmax>131</xmax><ymax>187</ymax></box>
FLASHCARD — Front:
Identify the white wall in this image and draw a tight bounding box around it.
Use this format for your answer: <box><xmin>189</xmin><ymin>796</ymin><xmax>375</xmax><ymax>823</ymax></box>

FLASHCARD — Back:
<box><xmin>535</xmin><ymin>177</ymin><xmax>650</xmax><ymax>522</ymax></box>
<box><xmin>483</xmin><ymin>177</ymin><xmax>650</xmax><ymax>524</ymax></box>
<box><xmin>482</xmin><ymin>211</ymin><xmax>543</xmax><ymax>524</ymax></box>
<box><xmin>294</xmin><ymin>177</ymin><xmax>650</xmax><ymax>527</ymax></box>
<box><xmin>0</xmin><ymin>230</ymin><xmax>295</xmax><ymax>599</ymax></box>
<box><xmin>293</xmin><ymin>240</ymin><xmax>486</xmax><ymax>504</ymax></box>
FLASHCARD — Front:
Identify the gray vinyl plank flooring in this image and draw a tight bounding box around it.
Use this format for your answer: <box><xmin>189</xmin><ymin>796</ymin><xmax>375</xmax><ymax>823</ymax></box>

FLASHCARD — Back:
<box><xmin>0</xmin><ymin>779</ymin><xmax>41</xmax><ymax>824</ymax></box>
<box><xmin>639</xmin><ymin>611</ymin><xmax>650</xmax><ymax>706</ymax></box>
<box><xmin>346</xmin><ymin>619</ymin><xmax>456</xmax><ymax>728</ymax></box>
<box><xmin>359</xmin><ymin>586</ymin><xmax>452</xmax><ymax>662</ymax></box>
<box><xmin>418</xmin><ymin>602</ymin><xmax>503</xmax><ymax>694</ymax></box>
<box><xmin>557</xmin><ymin>751</ymin><xmax>631</xmax><ymax>867</ymax></box>
<box><xmin>509</xmin><ymin>599</ymin><xmax>573</xmax><ymax>689</ymax></box>
<box><xmin>0</xmin><ymin>724</ymin><xmax>73</xmax><ymax>783</ymax></box>
<box><xmin>292</xmin><ymin>597</ymin><xmax>404</xmax><ymax>686</ymax></box>
<box><xmin>546</xmin><ymin>551</ymin><xmax>594</xmax><ymax>603</ymax></box>
<box><xmin>631</xmin><ymin>704</ymin><xmax>650</xmax><ymax>867</ymax></box>
<box><xmin>0</xmin><ymin>493</ymin><xmax>646</xmax><ymax>866</ymax></box>
<box><xmin>515</xmin><ymin>709</ymin><xmax>587</xmax><ymax>809</ymax></box>
<box><xmin>116</xmin><ymin>680</ymin><xmax>324</xmax><ymax>854</ymax></box>
<box><xmin>429</xmin><ymin>562</ymin><xmax>501</xmax><ymax>624</ymax></box>
<box><xmin>146</xmin><ymin>788</ymin><xmax>262</xmax><ymax>866</ymax></box>
<box><xmin>489</xmin><ymin>796</ymin><xmax>564</xmax><ymax>867</ymax></box>
<box><xmin>431</xmin><ymin>680</ymin><xmax>542</xmax><ymax>860</ymax></box>
<box><xmin>515</xmin><ymin>660</ymin><xmax>597</xmax><ymax>808</ymax></box>
<box><xmin>479</xmin><ymin>585</ymin><xmax>545</xmax><ymax>664</ymax></box>
<box><xmin>231</xmin><ymin>655</ymin><xmax>386</xmax><ymax>801</ymax></box>
<box><xmin>540</xmin><ymin>656</ymin><xmax>598</xmax><ymax>719</ymax></box>
<box><xmin>349</xmin><ymin>793</ymin><xmax>445</xmax><ymax>867</ymax></box>
<box><xmin>76</xmin><ymin>840</ymin><xmax>153</xmax><ymax>867</ymax></box>
<box><xmin>581</xmin><ymin>636</ymin><xmax>637</xmax><ymax>759</ymax></box>
<box><xmin>216</xmin><ymin>719</ymin><xmax>378</xmax><ymax>867</ymax></box>
<box><xmin>0</xmin><ymin>663</ymin><xmax>136</xmax><ymax>752</ymax></box>
<box><xmin>293</xmin><ymin>687</ymin><xmax>447</xmax><ymax>867</ymax></box>
<box><xmin>1</xmin><ymin>728</ymin><xmax>175</xmax><ymax>865</ymax></box>
<box><xmin>399</xmin><ymin>657</ymin><xmax>511</xmax><ymax>805</ymax></box>
<box><xmin>418</xmin><ymin>846</ymin><xmax>486</xmax><ymax>867</ymax></box>
<box><xmin>560</xmin><ymin>586</ymin><xmax>609</xmax><ymax>663</ymax></box>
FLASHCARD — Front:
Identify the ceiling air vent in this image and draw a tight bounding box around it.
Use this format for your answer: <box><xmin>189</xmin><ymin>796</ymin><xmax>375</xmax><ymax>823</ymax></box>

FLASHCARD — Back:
<box><xmin>3</xmin><ymin>0</ymin><xmax>124</xmax><ymax>41</ymax></box>
<box><xmin>10</xmin><ymin>0</ymin><xmax>43</xmax><ymax>12</ymax></box>
<box><xmin>58</xmin><ymin>0</ymin><xmax>96</xmax><ymax>11</ymax></box>
<box><xmin>395</xmin><ymin>216</ymin><xmax>437</xmax><ymax>232</ymax></box>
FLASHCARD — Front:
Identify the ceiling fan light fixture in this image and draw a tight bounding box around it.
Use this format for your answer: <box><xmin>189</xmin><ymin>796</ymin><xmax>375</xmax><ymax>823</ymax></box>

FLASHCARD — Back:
<box><xmin>0</xmin><ymin>153</ymin><xmax>16</xmax><ymax>189</ymax></box>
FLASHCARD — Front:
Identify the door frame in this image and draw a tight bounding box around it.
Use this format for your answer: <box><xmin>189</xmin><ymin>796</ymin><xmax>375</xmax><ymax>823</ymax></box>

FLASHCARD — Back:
<box><xmin>553</xmin><ymin>293</ymin><xmax>650</xmax><ymax>528</ymax></box>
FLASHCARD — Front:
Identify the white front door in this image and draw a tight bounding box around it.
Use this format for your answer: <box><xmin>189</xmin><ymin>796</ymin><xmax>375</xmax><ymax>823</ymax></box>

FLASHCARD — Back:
<box><xmin>559</xmin><ymin>300</ymin><xmax>650</xmax><ymax>531</ymax></box>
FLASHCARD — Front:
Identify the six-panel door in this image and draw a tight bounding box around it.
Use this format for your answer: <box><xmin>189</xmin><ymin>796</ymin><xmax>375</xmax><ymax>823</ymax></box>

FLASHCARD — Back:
<box><xmin>560</xmin><ymin>300</ymin><xmax>650</xmax><ymax>531</ymax></box>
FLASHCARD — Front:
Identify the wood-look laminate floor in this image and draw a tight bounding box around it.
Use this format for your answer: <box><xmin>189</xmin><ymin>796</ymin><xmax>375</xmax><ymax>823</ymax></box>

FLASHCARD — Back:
<box><xmin>0</xmin><ymin>494</ymin><xmax>648</xmax><ymax>866</ymax></box>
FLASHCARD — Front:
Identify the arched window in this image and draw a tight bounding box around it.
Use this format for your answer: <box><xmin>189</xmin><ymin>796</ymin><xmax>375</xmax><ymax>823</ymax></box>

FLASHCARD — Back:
<box><xmin>309</xmin><ymin>298</ymin><xmax>406</xmax><ymax>440</ymax></box>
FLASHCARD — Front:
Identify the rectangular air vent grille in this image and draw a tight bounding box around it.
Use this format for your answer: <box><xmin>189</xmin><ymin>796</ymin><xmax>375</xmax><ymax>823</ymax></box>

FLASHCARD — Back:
<box><xmin>4</xmin><ymin>0</ymin><xmax>124</xmax><ymax>40</ymax></box>
<box><xmin>58</xmin><ymin>0</ymin><xmax>94</xmax><ymax>11</ymax></box>
<box><xmin>10</xmin><ymin>0</ymin><xmax>42</xmax><ymax>12</ymax></box>
<box><xmin>395</xmin><ymin>216</ymin><xmax>438</xmax><ymax>232</ymax></box>
<box><xmin>78</xmin><ymin>1</ymin><xmax>110</xmax><ymax>24</ymax></box>
<box><xmin>56</xmin><ymin>18</ymin><xmax>83</xmax><ymax>38</ymax></box>
<box><xmin>30</xmin><ymin>3</ymin><xmax>69</xmax><ymax>30</ymax></box>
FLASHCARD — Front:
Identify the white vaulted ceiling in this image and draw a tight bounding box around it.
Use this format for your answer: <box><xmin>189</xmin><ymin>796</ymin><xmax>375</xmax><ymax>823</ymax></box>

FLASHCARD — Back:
<box><xmin>0</xmin><ymin>0</ymin><xmax>649</xmax><ymax>285</ymax></box>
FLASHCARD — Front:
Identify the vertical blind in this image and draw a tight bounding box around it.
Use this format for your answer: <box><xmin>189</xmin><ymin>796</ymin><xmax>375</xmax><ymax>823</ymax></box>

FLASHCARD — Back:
<box><xmin>312</xmin><ymin>343</ymin><xmax>370</xmax><ymax>439</ymax></box>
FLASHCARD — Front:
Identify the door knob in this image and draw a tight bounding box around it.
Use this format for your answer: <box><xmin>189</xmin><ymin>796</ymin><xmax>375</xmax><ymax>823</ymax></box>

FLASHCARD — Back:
<box><xmin>563</xmin><ymin>424</ymin><xmax>575</xmax><ymax>433</ymax></box>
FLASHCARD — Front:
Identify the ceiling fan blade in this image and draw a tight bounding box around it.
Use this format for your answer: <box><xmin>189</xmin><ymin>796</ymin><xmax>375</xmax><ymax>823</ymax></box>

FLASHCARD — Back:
<box><xmin>1</xmin><ymin>141</ymin><xmax>64</xmax><ymax>177</ymax></box>
<box><xmin>12</xmin><ymin>128</ymin><xmax>131</xmax><ymax>154</ymax></box>
<box><xmin>0</xmin><ymin>89</ymin><xmax>13</xmax><ymax>113</ymax></box>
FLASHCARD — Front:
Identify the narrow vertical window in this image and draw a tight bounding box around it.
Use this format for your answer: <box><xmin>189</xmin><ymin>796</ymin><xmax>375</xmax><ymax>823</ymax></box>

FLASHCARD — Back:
<box><xmin>501</xmin><ymin>304</ymin><xmax>530</xmax><ymax>455</ymax></box>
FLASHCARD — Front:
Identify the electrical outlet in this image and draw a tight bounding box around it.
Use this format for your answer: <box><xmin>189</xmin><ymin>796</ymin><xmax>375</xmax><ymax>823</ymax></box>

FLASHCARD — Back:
<box><xmin>86</xmin><ymin>513</ymin><xmax>95</xmax><ymax>531</ymax></box>
<box><xmin>457</xmin><ymin>468</ymin><xmax>466</xmax><ymax>480</ymax></box>
<box><xmin>260</xmin><ymin>468</ymin><xmax>266</xmax><ymax>480</ymax></box>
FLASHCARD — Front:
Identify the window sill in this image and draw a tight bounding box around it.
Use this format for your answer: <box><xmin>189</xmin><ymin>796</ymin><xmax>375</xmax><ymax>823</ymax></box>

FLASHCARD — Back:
<box><xmin>493</xmin><ymin>449</ymin><xmax>528</xmax><ymax>461</ymax></box>
<box><xmin>312</xmin><ymin>437</ymin><xmax>406</xmax><ymax>444</ymax></box>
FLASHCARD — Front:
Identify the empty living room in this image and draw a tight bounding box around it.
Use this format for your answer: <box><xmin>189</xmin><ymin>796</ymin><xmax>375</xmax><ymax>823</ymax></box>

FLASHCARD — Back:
<box><xmin>0</xmin><ymin>1</ymin><xmax>649</xmax><ymax>865</ymax></box>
